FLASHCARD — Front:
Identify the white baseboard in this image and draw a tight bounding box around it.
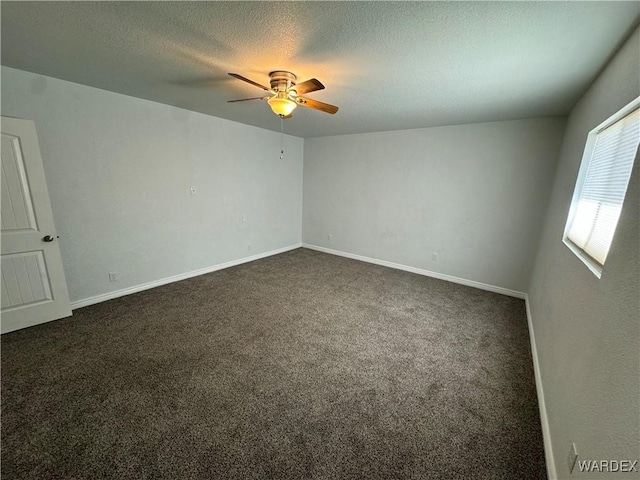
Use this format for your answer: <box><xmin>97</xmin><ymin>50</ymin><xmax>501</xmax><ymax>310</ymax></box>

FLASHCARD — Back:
<box><xmin>301</xmin><ymin>243</ymin><xmax>526</xmax><ymax>299</ymax></box>
<box><xmin>525</xmin><ymin>295</ymin><xmax>556</xmax><ymax>480</ymax></box>
<box><xmin>71</xmin><ymin>243</ymin><xmax>302</xmax><ymax>310</ymax></box>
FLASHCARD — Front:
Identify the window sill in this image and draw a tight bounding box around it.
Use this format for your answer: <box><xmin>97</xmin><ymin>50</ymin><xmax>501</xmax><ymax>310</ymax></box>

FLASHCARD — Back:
<box><xmin>563</xmin><ymin>238</ymin><xmax>603</xmax><ymax>279</ymax></box>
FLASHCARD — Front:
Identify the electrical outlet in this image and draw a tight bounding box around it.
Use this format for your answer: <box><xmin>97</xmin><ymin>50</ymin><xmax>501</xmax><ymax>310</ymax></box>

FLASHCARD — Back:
<box><xmin>248</xmin><ymin>243</ymin><xmax>252</xmax><ymax>251</ymax></box>
<box><xmin>432</xmin><ymin>252</ymin><xmax>439</xmax><ymax>261</ymax></box>
<box><xmin>327</xmin><ymin>234</ymin><xmax>333</xmax><ymax>241</ymax></box>
<box><xmin>568</xmin><ymin>442</ymin><xmax>578</xmax><ymax>474</ymax></box>
<box><xmin>241</xmin><ymin>215</ymin><xmax>247</xmax><ymax>223</ymax></box>
<box><xmin>108</xmin><ymin>272</ymin><xmax>118</xmax><ymax>282</ymax></box>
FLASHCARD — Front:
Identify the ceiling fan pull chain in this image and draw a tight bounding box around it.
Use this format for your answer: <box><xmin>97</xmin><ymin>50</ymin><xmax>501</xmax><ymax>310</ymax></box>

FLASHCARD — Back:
<box><xmin>280</xmin><ymin>116</ymin><xmax>284</xmax><ymax>160</ymax></box>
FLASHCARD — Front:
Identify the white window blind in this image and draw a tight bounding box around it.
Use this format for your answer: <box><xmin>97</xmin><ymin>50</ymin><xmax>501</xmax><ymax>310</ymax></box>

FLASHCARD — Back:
<box><xmin>566</xmin><ymin>107</ymin><xmax>639</xmax><ymax>267</ymax></box>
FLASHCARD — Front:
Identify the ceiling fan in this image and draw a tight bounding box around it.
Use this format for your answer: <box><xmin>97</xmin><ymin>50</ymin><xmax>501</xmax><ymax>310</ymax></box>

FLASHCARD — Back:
<box><xmin>227</xmin><ymin>71</ymin><xmax>339</xmax><ymax>118</ymax></box>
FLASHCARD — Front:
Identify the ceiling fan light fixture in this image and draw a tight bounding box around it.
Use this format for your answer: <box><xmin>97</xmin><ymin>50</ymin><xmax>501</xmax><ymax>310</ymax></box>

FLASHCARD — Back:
<box><xmin>267</xmin><ymin>95</ymin><xmax>297</xmax><ymax>116</ymax></box>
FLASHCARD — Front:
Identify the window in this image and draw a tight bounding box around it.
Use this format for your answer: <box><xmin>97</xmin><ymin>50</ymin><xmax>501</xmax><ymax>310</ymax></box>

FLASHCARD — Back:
<box><xmin>564</xmin><ymin>98</ymin><xmax>639</xmax><ymax>277</ymax></box>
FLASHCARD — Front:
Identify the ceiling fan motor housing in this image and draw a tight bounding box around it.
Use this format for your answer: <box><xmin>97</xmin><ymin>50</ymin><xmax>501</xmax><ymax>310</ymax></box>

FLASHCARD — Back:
<box><xmin>269</xmin><ymin>71</ymin><xmax>297</xmax><ymax>93</ymax></box>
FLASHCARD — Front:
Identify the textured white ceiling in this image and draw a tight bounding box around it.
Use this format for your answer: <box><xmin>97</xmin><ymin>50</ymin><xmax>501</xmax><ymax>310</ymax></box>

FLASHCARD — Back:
<box><xmin>2</xmin><ymin>2</ymin><xmax>638</xmax><ymax>138</ymax></box>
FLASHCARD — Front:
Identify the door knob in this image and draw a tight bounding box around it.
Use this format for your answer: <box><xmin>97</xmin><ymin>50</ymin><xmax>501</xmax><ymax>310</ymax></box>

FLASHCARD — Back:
<box><xmin>43</xmin><ymin>235</ymin><xmax>55</xmax><ymax>242</ymax></box>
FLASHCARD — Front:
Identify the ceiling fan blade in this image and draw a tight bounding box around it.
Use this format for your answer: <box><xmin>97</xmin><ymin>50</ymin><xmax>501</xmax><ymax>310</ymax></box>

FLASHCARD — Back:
<box><xmin>293</xmin><ymin>78</ymin><xmax>324</xmax><ymax>95</ymax></box>
<box><xmin>228</xmin><ymin>73</ymin><xmax>270</xmax><ymax>91</ymax></box>
<box><xmin>296</xmin><ymin>96</ymin><xmax>339</xmax><ymax>114</ymax></box>
<box><xmin>227</xmin><ymin>96</ymin><xmax>269</xmax><ymax>103</ymax></box>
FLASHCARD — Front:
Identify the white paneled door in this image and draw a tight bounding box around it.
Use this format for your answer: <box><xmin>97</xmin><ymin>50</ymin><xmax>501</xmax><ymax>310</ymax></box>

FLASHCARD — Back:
<box><xmin>1</xmin><ymin>117</ymin><xmax>71</xmax><ymax>333</ymax></box>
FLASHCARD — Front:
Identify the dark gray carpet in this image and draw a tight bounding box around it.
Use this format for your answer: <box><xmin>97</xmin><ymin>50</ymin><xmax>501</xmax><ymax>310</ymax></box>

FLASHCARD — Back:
<box><xmin>1</xmin><ymin>248</ymin><xmax>546</xmax><ymax>479</ymax></box>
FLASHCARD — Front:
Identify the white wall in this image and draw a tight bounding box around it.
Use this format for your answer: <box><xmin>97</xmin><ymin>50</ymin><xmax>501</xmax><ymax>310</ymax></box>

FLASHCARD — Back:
<box><xmin>303</xmin><ymin>118</ymin><xmax>566</xmax><ymax>293</ymax></box>
<box><xmin>1</xmin><ymin>67</ymin><xmax>303</xmax><ymax>305</ymax></box>
<box><xmin>528</xmin><ymin>27</ymin><xmax>639</xmax><ymax>478</ymax></box>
